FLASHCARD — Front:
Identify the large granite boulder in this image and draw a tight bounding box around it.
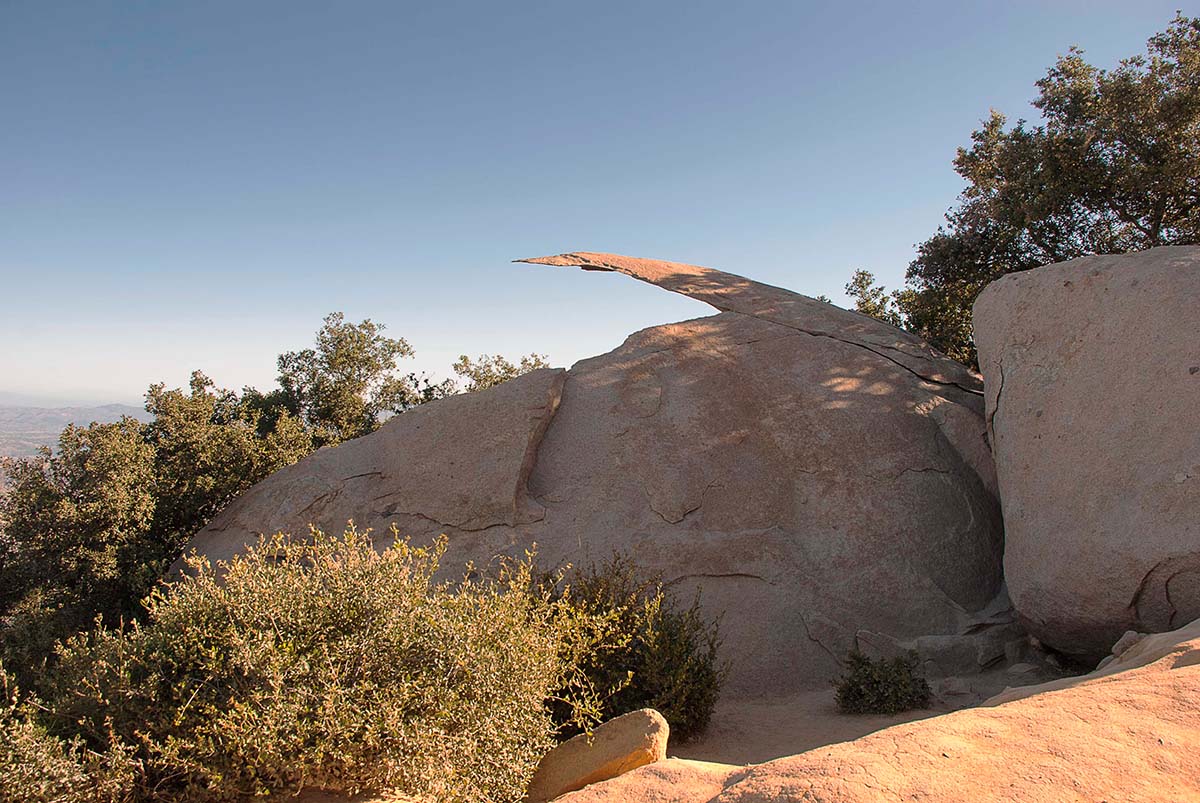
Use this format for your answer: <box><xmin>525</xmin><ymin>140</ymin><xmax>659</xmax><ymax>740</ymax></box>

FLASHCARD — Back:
<box><xmin>186</xmin><ymin>252</ymin><xmax>1005</xmax><ymax>695</ymax></box>
<box><xmin>559</xmin><ymin>617</ymin><xmax>1200</xmax><ymax>803</ymax></box>
<box><xmin>973</xmin><ymin>247</ymin><xmax>1200</xmax><ymax>661</ymax></box>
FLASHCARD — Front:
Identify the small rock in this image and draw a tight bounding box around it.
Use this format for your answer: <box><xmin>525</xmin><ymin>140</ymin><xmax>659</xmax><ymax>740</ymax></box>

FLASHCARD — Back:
<box><xmin>524</xmin><ymin>709</ymin><xmax>669</xmax><ymax>803</ymax></box>
<box><xmin>854</xmin><ymin>629</ymin><xmax>904</xmax><ymax>661</ymax></box>
<box><xmin>935</xmin><ymin>677</ymin><xmax>971</xmax><ymax>697</ymax></box>
<box><xmin>1003</xmin><ymin>637</ymin><xmax>1027</xmax><ymax>664</ymax></box>
<box><xmin>1006</xmin><ymin>662</ymin><xmax>1037</xmax><ymax>676</ymax></box>
<box><xmin>1111</xmin><ymin>630</ymin><xmax>1145</xmax><ymax>657</ymax></box>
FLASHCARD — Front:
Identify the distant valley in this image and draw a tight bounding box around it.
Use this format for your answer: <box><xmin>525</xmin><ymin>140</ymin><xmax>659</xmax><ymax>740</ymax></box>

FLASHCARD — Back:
<box><xmin>0</xmin><ymin>403</ymin><xmax>150</xmax><ymax>459</ymax></box>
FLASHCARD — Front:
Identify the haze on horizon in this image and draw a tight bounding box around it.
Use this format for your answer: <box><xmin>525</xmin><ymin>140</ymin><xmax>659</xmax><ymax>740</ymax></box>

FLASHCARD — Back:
<box><xmin>1</xmin><ymin>0</ymin><xmax>1183</xmax><ymax>407</ymax></box>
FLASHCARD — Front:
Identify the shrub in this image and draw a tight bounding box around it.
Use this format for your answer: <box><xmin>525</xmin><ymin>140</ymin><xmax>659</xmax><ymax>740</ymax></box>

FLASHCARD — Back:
<box><xmin>0</xmin><ymin>667</ymin><xmax>137</xmax><ymax>803</ymax></box>
<box><xmin>0</xmin><ymin>376</ymin><xmax>311</xmax><ymax>689</ymax></box>
<box><xmin>834</xmin><ymin>650</ymin><xmax>931</xmax><ymax>715</ymax></box>
<box><xmin>551</xmin><ymin>553</ymin><xmax>728</xmax><ymax>742</ymax></box>
<box><xmin>30</xmin><ymin>527</ymin><xmax>597</xmax><ymax>803</ymax></box>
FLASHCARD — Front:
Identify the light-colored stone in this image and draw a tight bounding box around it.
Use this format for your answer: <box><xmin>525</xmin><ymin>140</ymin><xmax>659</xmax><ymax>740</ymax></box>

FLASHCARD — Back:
<box><xmin>932</xmin><ymin>676</ymin><xmax>971</xmax><ymax>697</ymax></box>
<box><xmin>184</xmin><ymin>252</ymin><xmax>1005</xmax><ymax>694</ymax></box>
<box><xmin>1111</xmin><ymin>629</ymin><xmax>1144</xmax><ymax>657</ymax></box>
<box><xmin>187</xmin><ymin>366</ymin><xmax>566</xmax><ymax>568</ymax></box>
<box><xmin>550</xmin><ymin>758</ymin><xmax>746</xmax><ymax>803</ymax></box>
<box><xmin>524</xmin><ymin>709</ymin><xmax>669</xmax><ymax>803</ymax></box>
<box><xmin>973</xmin><ymin>246</ymin><xmax>1200</xmax><ymax>660</ymax></box>
<box><xmin>562</xmin><ymin>617</ymin><xmax>1200</xmax><ymax>803</ymax></box>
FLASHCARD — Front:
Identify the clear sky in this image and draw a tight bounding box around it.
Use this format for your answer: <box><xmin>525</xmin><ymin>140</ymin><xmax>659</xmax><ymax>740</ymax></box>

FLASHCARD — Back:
<box><xmin>1</xmin><ymin>1</ymin><xmax>1188</xmax><ymax>405</ymax></box>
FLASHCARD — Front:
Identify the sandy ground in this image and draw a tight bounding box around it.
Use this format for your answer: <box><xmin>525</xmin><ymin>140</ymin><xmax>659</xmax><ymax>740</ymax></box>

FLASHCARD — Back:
<box><xmin>667</xmin><ymin>689</ymin><xmax>949</xmax><ymax>766</ymax></box>
<box><xmin>668</xmin><ymin>664</ymin><xmax>1065</xmax><ymax>766</ymax></box>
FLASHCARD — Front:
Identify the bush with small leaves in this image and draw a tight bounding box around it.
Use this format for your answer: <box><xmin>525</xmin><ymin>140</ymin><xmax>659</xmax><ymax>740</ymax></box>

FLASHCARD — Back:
<box><xmin>26</xmin><ymin>527</ymin><xmax>601</xmax><ymax>803</ymax></box>
<box><xmin>834</xmin><ymin>650</ymin><xmax>931</xmax><ymax>715</ymax></box>
<box><xmin>0</xmin><ymin>667</ymin><xmax>137</xmax><ymax>803</ymax></box>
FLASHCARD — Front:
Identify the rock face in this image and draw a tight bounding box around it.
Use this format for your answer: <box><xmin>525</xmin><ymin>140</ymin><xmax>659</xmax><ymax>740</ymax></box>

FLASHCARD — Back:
<box><xmin>560</xmin><ymin>617</ymin><xmax>1200</xmax><ymax>803</ymax></box>
<box><xmin>973</xmin><ymin>247</ymin><xmax>1200</xmax><ymax>660</ymax></box>
<box><xmin>186</xmin><ymin>252</ymin><xmax>1005</xmax><ymax>694</ymax></box>
<box><xmin>191</xmin><ymin>365</ymin><xmax>566</xmax><ymax>550</ymax></box>
<box><xmin>524</xmin><ymin>708</ymin><xmax>669</xmax><ymax>803</ymax></box>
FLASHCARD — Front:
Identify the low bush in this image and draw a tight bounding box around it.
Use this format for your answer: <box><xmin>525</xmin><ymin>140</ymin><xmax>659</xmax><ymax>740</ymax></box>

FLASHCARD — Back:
<box><xmin>22</xmin><ymin>527</ymin><xmax>599</xmax><ymax>803</ymax></box>
<box><xmin>0</xmin><ymin>668</ymin><xmax>137</xmax><ymax>803</ymax></box>
<box><xmin>834</xmin><ymin>649</ymin><xmax>931</xmax><ymax>715</ymax></box>
<box><xmin>551</xmin><ymin>553</ymin><xmax>728</xmax><ymax>742</ymax></box>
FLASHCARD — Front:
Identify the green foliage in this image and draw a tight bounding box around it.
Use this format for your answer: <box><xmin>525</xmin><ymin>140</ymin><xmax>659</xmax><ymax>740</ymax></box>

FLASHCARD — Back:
<box><xmin>146</xmin><ymin>372</ymin><xmax>311</xmax><ymax>543</ymax></box>
<box><xmin>857</xmin><ymin>14</ymin><xmax>1200</xmax><ymax>366</ymax></box>
<box><xmin>24</xmin><ymin>527</ymin><xmax>595</xmax><ymax>803</ymax></box>
<box><xmin>0</xmin><ymin>308</ymin><xmax>554</xmax><ymax>684</ymax></box>
<box><xmin>451</xmin><ymin>353</ymin><xmax>550</xmax><ymax>393</ymax></box>
<box><xmin>0</xmin><ymin>376</ymin><xmax>310</xmax><ymax>685</ymax></box>
<box><xmin>551</xmin><ymin>554</ymin><xmax>727</xmax><ymax>743</ymax></box>
<box><xmin>834</xmin><ymin>650</ymin><xmax>931</xmax><ymax>715</ymax></box>
<box><xmin>274</xmin><ymin>312</ymin><xmax>424</xmax><ymax>446</ymax></box>
<box><xmin>0</xmin><ymin>667</ymin><xmax>137</xmax><ymax>803</ymax></box>
<box><xmin>0</xmin><ymin>309</ymin><xmax>561</xmax><ymax>792</ymax></box>
<box><xmin>0</xmin><ymin>419</ymin><xmax>157</xmax><ymax>681</ymax></box>
<box><xmin>844</xmin><ymin>269</ymin><xmax>903</xmax><ymax>328</ymax></box>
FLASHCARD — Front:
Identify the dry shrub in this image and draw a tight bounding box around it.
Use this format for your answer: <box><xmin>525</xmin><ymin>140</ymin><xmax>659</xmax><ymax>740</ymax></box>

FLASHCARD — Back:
<box><xmin>34</xmin><ymin>527</ymin><xmax>592</xmax><ymax>803</ymax></box>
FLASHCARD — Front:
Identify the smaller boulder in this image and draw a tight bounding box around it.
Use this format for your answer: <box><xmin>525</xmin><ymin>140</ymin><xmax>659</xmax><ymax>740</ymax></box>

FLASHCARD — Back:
<box><xmin>525</xmin><ymin>709</ymin><xmax>669</xmax><ymax>803</ymax></box>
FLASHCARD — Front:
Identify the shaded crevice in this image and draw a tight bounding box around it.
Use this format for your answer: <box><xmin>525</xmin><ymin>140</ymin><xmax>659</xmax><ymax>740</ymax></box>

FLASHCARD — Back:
<box><xmin>510</xmin><ymin>369</ymin><xmax>567</xmax><ymax>524</ymax></box>
<box><xmin>647</xmin><ymin>494</ymin><xmax>702</xmax><ymax>525</ymax></box>
<box><xmin>634</xmin><ymin>382</ymin><xmax>665</xmax><ymax>420</ymax></box>
<box><xmin>708</xmin><ymin>330</ymin><xmax>808</xmax><ymax>354</ymax></box>
<box><xmin>798</xmin><ymin>612</ymin><xmax>844</xmax><ymax>665</ymax></box>
<box><xmin>295</xmin><ymin>487</ymin><xmax>342</xmax><ymax>524</ymax></box>
<box><xmin>724</xmin><ymin>308</ymin><xmax>984</xmax><ymax>399</ymax></box>
<box><xmin>1162</xmin><ymin>569</ymin><xmax>1199</xmax><ymax>629</ymax></box>
<box><xmin>343</xmin><ymin>471</ymin><xmax>384</xmax><ymax>482</ymax></box>
<box><xmin>667</xmin><ymin>572</ymin><xmax>776</xmax><ymax>586</ymax></box>
<box><xmin>645</xmin><ymin>480</ymin><xmax>721</xmax><ymax>524</ymax></box>
<box><xmin>371</xmin><ymin>504</ymin><xmax>520</xmax><ymax>534</ymax></box>
<box><xmin>866</xmin><ymin>466</ymin><xmax>953</xmax><ymax>482</ymax></box>
<box><xmin>987</xmin><ymin>357</ymin><xmax>1006</xmax><ymax>447</ymax></box>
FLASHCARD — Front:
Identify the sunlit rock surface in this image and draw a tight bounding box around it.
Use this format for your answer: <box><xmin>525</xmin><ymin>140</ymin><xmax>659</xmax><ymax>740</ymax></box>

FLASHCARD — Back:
<box><xmin>186</xmin><ymin>252</ymin><xmax>1005</xmax><ymax>695</ymax></box>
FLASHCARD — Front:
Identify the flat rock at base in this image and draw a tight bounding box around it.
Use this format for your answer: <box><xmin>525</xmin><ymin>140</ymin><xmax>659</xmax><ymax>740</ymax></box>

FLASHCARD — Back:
<box><xmin>525</xmin><ymin>709</ymin><xmax>669</xmax><ymax>803</ymax></box>
<box><xmin>973</xmin><ymin>246</ymin><xmax>1200</xmax><ymax>659</ymax></box>
<box><xmin>184</xmin><ymin>251</ymin><xmax>1006</xmax><ymax>695</ymax></box>
<box><xmin>553</xmin><ymin>758</ymin><xmax>745</xmax><ymax>803</ymax></box>
<box><xmin>566</xmin><ymin>617</ymin><xmax>1200</xmax><ymax>802</ymax></box>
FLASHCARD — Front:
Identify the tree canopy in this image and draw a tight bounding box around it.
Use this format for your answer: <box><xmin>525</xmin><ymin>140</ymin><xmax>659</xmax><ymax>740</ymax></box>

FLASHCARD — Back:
<box><xmin>851</xmin><ymin>13</ymin><xmax>1200</xmax><ymax>366</ymax></box>
<box><xmin>451</xmin><ymin>353</ymin><xmax>550</xmax><ymax>393</ymax></box>
<box><xmin>273</xmin><ymin>312</ymin><xmax>421</xmax><ymax>445</ymax></box>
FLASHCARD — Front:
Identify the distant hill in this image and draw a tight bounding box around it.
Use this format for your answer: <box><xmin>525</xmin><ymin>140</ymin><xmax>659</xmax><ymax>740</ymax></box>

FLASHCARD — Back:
<box><xmin>0</xmin><ymin>403</ymin><xmax>150</xmax><ymax>459</ymax></box>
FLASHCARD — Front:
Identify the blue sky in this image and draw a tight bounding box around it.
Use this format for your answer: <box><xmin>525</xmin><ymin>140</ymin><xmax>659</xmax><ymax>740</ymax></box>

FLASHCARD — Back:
<box><xmin>1</xmin><ymin>1</ymin><xmax>1188</xmax><ymax>405</ymax></box>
